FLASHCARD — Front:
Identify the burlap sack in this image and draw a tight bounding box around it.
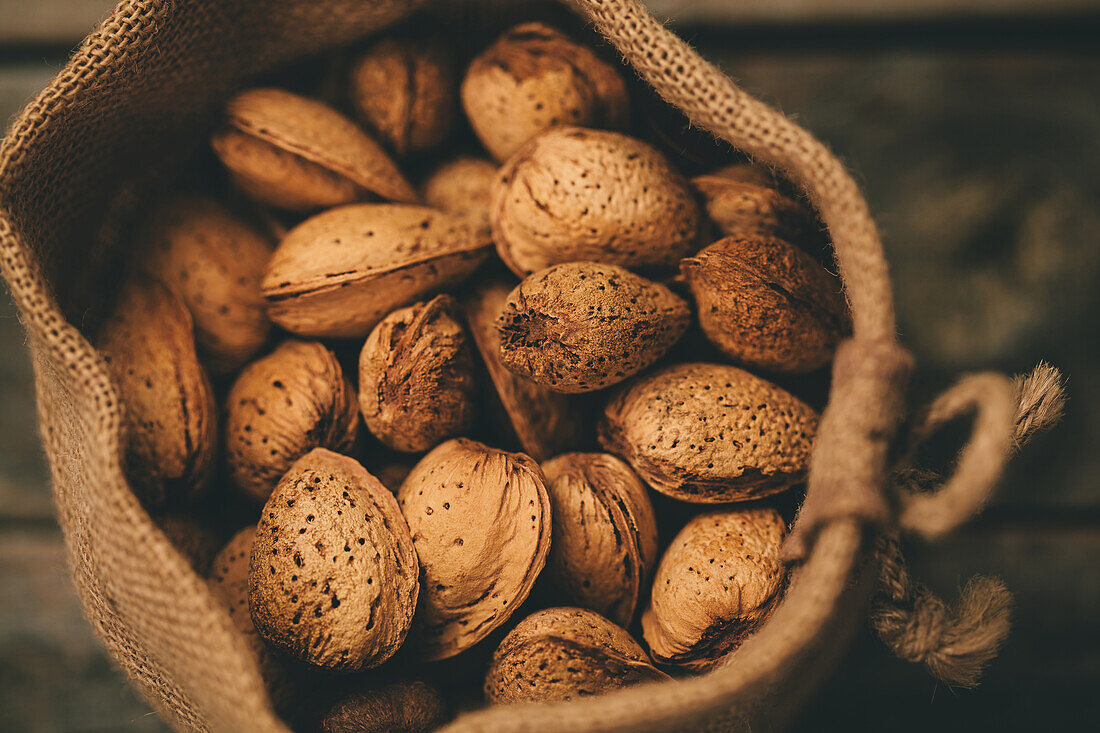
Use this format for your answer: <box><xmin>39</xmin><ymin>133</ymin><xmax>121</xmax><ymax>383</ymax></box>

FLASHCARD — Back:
<box><xmin>0</xmin><ymin>0</ymin><xmax>1042</xmax><ymax>730</ymax></box>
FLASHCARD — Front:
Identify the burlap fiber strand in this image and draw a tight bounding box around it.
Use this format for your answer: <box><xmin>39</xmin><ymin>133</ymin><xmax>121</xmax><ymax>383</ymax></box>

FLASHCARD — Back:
<box><xmin>0</xmin><ymin>0</ymin><xmax>1037</xmax><ymax>730</ymax></box>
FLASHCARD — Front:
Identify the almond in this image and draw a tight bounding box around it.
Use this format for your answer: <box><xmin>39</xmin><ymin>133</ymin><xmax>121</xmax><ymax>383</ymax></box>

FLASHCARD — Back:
<box><xmin>599</xmin><ymin>363</ymin><xmax>817</xmax><ymax>502</ymax></box>
<box><xmin>262</xmin><ymin>204</ymin><xmax>490</xmax><ymax>338</ymax></box>
<box><xmin>397</xmin><ymin>438</ymin><xmax>551</xmax><ymax>660</ymax></box>
<box><xmin>140</xmin><ymin>196</ymin><xmax>272</xmax><ymax>374</ymax></box>
<box><xmin>318</xmin><ymin>680</ymin><xmax>447</xmax><ymax>733</ymax></box>
<box><xmin>497</xmin><ymin>262</ymin><xmax>690</xmax><ymax>392</ymax></box>
<box><xmin>97</xmin><ymin>278</ymin><xmax>216</xmax><ymax>509</ymax></box>
<box><xmin>157</xmin><ymin>513</ymin><xmax>220</xmax><ymax>575</ymax></box>
<box><xmin>491</xmin><ymin>127</ymin><xmax>700</xmax><ymax>276</ymax></box>
<box><xmin>358</xmin><ymin>295</ymin><xmax>476</xmax><ymax>453</ymax></box>
<box><xmin>461</xmin><ymin>22</ymin><xmax>628</xmax><ymax>162</ymax></box>
<box><xmin>211</xmin><ymin>88</ymin><xmax>417</xmax><ymax>211</ymax></box>
<box><xmin>681</xmin><ymin>236</ymin><xmax>850</xmax><ymax>373</ymax></box>
<box><xmin>485</xmin><ymin>607</ymin><xmax>667</xmax><ymax>704</ymax></box>
<box><xmin>691</xmin><ymin>174</ymin><xmax>816</xmax><ymax>245</ymax></box>
<box><xmin>541</xmin><ymin>453</ymin><xmax>657</xmax><ymax>626</ymax></box>
<box><xmin>249</xmin><ymin>449</ymin><xmax>419</xmax><ymax>671</ymax></box>
<box><xmin>642</xmin><ymin>508</ymin><xmax>786</xmax><ymax>670</ymax></box>
<box><xmin>421</xmin><ymin>156</ymin><xmax>496</xmax><ymax>235</ymax></box>
<box><xmin>226</xmin><ymin>340</ymin><xmax>358</xmax><ymax>502</ymax></box>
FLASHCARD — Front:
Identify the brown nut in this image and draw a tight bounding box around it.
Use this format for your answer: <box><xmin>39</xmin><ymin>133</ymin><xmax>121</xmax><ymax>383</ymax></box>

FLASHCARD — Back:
<box><xmin>642</xmin><ymin>508</ymin><xmax>786</xmax><ymax>670</ymax></box>
<box><xmin>691</xmin><ymin>170</ymin><xmax>817</xmax><ymax>245</ymax></box>
<box><xmin>462</xmin><ymin>277</ymin><xmax>590</xmax><ymax>461</ymax></box>
<box><xmin>397</xmin><ymin>438</ymin><xmax>551</xmax><ymax>660</ymax></box>
<box><xmin>249</xmin><ymin>449</ymin><xmax>419</xmax><ymax>671</ymax></box>
<box><xmin>497</xmin><ymin>262</ymin><xmax>691</xmax><ymax>392</ymax></box>
<box><xmin>97</xmin><ymin>278</ymin><xmax>216</xmax><ymax>509</ymax></box>
<box><xmin>681</xmin><ymin>236</ymin><xmax>850</xmax><ymax>373</ymax></box>
<box><xmin>599</xmin><ymin>363</ymin><xmax>817</xmax><ymax>503</ymax></box>
<box><xmin>351</xmin><ymin>37</ymin><xmax>456</xmax><ymax>157</ymax></box>
<box><xmin>157</xmin><ymin>513</ymin><xmax>220</xmax><ymax>575</ymax></box>
<box><xmin>211</xmin><ymin>88</ymin><xmax>417</xmax><ymax>211</ymax></box>
<box><xmin>139</xmin><ymin>196</ymin><xmax>273</xmax><ymax>374</ymax></box>
<box><xmin>318</xmin><ymin>680</ymin><xmax>447</xmax><ymax>733</ymax></box>
<box><xmin>359</xmin><ymin>295</ymin><xmax>476</xmax><ymax>453</ymax></box>
<box><xmin>462</xmin><ymin>22</ymin><xmax>628</xmax><ymax>162</ymax></box>
<box><xmin>541</xmin><ymin>454</ymin><xmax>657</xmax><ymax>627</ymax></box>
<box><xmin>262</xmin><ymin>203</ymin><xmax>490</xmax><ymax>338</ymax></box>
<box><xmin>421</xmin><ymin>156</ymin><xmax>496</xmax><ymax>235</ymax></box>
<box><xmin>485</xmin><ymin>607</ymin><xmax>667</xmax><ymax>704</ymax></box>
<box><xmin>491</xmin><ymin>127</ymin><xmax>700</xmax><ymax>276</ymax></box>
<box><xmin>226</xmin><ymin>340</ymin><xmax>358</xmax><ymax>502</ymax></box>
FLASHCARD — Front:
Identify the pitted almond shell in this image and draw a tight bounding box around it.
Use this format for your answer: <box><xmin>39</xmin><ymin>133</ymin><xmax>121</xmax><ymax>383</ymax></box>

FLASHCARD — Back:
<box><xmin>213</xmin><ymin>88</ymin><xmax>417</xmax><ymax>210</ymax></box>
<box><xmin>485</xmin><ymin>607</ymin><xmax>667</xmax><ymax>704</ymax></box>
<box><xmin>681</xmin><ymin>236</ymin><xmax>850</xmax><ymax>373</ymax></box>
<box><xmin>461</xmin><ymin>22</ymin><xmax>629</xmax><ymax>162</ymax></box>
<box><xmin>351</xmin><ymin>37</ymin><xmax>456</xmax><ymax>157</ymax></box>
<box><xmin>318</xmin><ymin>680</ymin><xmax>447</xmax><ymax>733</ymax></box>
<box><xmin>642</xmin><ymin>508</ymin><xmax>786</xmax><ymax>670</ymax></box>
<box><xmin>491</xmin><ymin>127</ymin><xmax>700</xmax><ymax>276</ymax></box>
<box><xmin>421</xmin><ymin>156</ymin><xmax>497</xmax><ymax>234</ymax></box>
<box><xmin>226</xmin><ymin>340</ymin><xmax>358</xmax><ymax>502</ymax></box>
<box><xmin>497</xmin><ymin>262</ymin><xmax>691</xmax><ymax>392</ymax></box>
<box><xmin>140</xmin><ymin>195</ymin><xmax>272</xmax><ymax>374</ymax></box>
<box><xmin>691</xmin><ymin>173</ymin><xmax>817</xmax><ymax>247</ymax></box>
<box><xmin>599</xmin><ymin>362</ymin><xmax>818</xmax><ymax>502</ymax></box>
<box><xmin>359</xmin><ymin>295</ymin><xmax>476</xmax><ymax>453</ymax></box>
<box><xmin>249</xmin><ymin>449</ymin><xmax>419</xmax><ymax>671</ymax></box>
<box><xmin>97</xmin><ymin>278</ymin><xmax>216</xmax><ymax>509</ymax></box>
<box><xmin>397</xmin><ymin>438</ymin><xmax>551</xmax><ymax>661</ymax></box>
<box><xmin>541</xmin><ymin>453</ymin><xmax>658</xmax><ymax>627</ymax></box>
<box><xmin>262</xmin><ymin>204</ymin><xmax>490</xmax><ymax>338</ymax></box>
<box><xmin>462</xmin><ymin>277</ymin><xmax>590</xmax><ymax>461</ymax></box>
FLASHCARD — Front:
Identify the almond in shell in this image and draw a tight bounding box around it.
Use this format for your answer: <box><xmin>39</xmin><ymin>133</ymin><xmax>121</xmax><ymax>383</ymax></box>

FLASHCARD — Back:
<box><xmin>599</xmin><ymin>363</ymin><xmax>817</xmax><ymax>502</ymax></box>
<box><xmin>317</xmin><ymin>680</ymin><xmax>447</xmax><ymax>733</ymax></box>
<box><xmin>421</xmin><ymin>156</ymin><xmax>496</xmax><ymax>235</ymax></box>
<box><xmin>691</xmin><ymin>168</ymin><xmax>817</xmax><ymax>245</ymax></box>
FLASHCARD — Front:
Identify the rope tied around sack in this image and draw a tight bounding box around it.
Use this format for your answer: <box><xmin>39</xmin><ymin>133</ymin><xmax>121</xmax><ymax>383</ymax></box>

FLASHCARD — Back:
<box><xmin>871</xmin><ymin>363</ymin><xmax>1066</xmax><ymax>687</ymax></box>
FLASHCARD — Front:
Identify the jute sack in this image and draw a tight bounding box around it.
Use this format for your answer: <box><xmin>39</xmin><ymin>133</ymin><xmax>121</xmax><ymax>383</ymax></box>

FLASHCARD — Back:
<box><xmin>0</xmin><ymin>0</ymin><xmax>1061</xmax><ymax>730</ymax></box>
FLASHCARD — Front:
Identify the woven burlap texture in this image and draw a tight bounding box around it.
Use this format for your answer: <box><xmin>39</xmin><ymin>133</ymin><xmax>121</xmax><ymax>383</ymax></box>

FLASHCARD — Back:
<box><xmin>0</xmin><ymin>0</ymin><xmax>1022</xmax><ymax>731</ymax></box>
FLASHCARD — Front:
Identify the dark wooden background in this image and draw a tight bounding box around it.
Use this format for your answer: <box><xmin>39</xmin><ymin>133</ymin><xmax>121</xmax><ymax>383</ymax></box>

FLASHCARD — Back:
<box><xmin>1</xmin><ymin>1</ymin><xmax>1098</xmax><ymax>730</ymax></box>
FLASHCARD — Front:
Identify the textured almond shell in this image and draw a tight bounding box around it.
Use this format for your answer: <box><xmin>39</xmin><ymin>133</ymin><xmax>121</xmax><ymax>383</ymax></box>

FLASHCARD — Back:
<box><xmin>97</xmin><ymin>278</ymin><xmax>216</xmax><ymax>509</ymax></box>
<box><xmin>226</xmin><ymin>340</ymin><xmax>358</xmax><ymax>502</ymax></box>
<box><xmin>541</xmin><ymin>453</ymin><xmax>658</xmax><ymax>626</ymax></box>
<box><xmin>358</xmin><ymin>295</ymin><xmax>476</xmax><ymax>453</ymax></box>
<box><xmin>642</xmin><ymin>508</ymin><xmax>786</xmax><ymax>670</ymax></box>
<box><xmin>681</xmin><ymin>236</ymin><xmax>850</xmax><ymax>373</ymax></box>
<box><xmin>140</xmin><ymin>196</ymin><xmax>272</xmax><ymax>374</ymax></box>
<box><xmin>462</xmin><ymin>277</ymin><xmax>590</xmax><ymax>461</ymax></box>
<box><xmin>491</xmin><ymin>127</ymin><xmax>700</xmax><ymax>276</ymax></box>
<box><xmin>485</xmin><ymin>607</ymin><xmax>666</xmax><ymax>704</ymax></box>
<box><xmin>497</xmin><ymin>262</ymin><xmax>691</xmax><ymax>392</ymax></box>
<box><xmin>397</xmin><ymin>438</ymin><xmax>551</xmax><ymax>660</ymax></box>
<box><xmin>318</xmin><ymin>681</ymin><xmax>447</xmax><ymax>733</ymax></box>
<box><xmin>249</xmin><ymin>449</ymin><xmax>419</xmax><ymax>671</ymax></box>
<box><xmin>691</xmin><ymin>174</ymin><xmax>816</xmax><ymax>245</ymax></box>
<box><xmin>599</xmin><ymin>363</ymin><xmax>818</xmax><ymax>502</ymax></box>
<box><xmin>215</xmin><ymin>88</ymin><xmax>417</xmax><ymax>209</ymax></box>
<box><xmin>421</xmin><ymin>156</ymin><xmax>497</xmax><ymax>235</ymax></box>
<box><xmin>461</xmin><ymin>22</ymin><xmax>629</xmax><ymax>162</ymax></box>
<box><xmin>351</xmin><ymin>38</ymin><xmax>456</xmax><ymax>157</ymax></box>
<box><xmin>263</xmin><ymin>204</ymin><xmax>490</xmax><ymax>338</ymax></box>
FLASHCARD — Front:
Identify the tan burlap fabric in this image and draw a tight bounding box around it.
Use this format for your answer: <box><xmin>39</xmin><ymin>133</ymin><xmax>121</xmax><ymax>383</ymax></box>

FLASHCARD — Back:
<box><xmin>0</xmin><ymin>0</ymin><xmax>1041</xmax><ymax>730</ymax></box>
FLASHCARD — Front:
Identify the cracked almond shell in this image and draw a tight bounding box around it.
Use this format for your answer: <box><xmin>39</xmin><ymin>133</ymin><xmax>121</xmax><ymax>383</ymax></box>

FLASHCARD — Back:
<box><xmin>462</xmin><ymin>277</ymin><xmax>590</xmax><ymax>461</ymax></box>
<box><xmin>541</xmin><ymin>453</ymin><xmax>658</xmax><ymax>627</ymax></box>
<box><xmin>358</xmin><ymin>295</ymin><xmax>476</xmax><ymax>453</ymax></box>
<box><xmin>491</xmin><ymin>127</ymin><xmax>700</xmax><ymax>276</ymax></box>
<box><xmin>397</xmin><ymin>438</ymin><xmax>551</xmax><ymax>661</ymax></box>
<box><xmin>211</xmin><ymin>88</ymin><xmax>417</xmax><ymax>211</ymax></box>
<box><xmin>485</xmin><ymin>607</ymin><xmax>667</xmax><ymax>704</ymax></box>
<box><xmin>497</xmin><ymin>262</ymin><xmax>690</xmax><ymax>392</ymax></box>
<box><xmin>249</xmin><ymin>448</ymin><xmax>419</xmax><ymax>671</ymax></box>
<box><xmin>642</xmin><ymin>508</ymin><xmax>786</xmax><ymax>670</ymax></box>
<box><xmin>461</xmin><ymin>22</ymin><xmax>628</xmax><ymax>162</ymax></box>
<box><xmin>226</xmin><ymin>340</ymin><xmax>358</xmax><ymax>502</ymax></box>
<box><xmin>140</xmin><ymin>196</ymin><xmax>273</xmax><ymax>374</ymax></box>
<box><xmin>97</xmin><ymin>278</ymin><xmax>216</xmax><ymax>509</ymax></box>
<box><xmin>351</xmin><ymin>37</ymin><xmax>456</xmax><ymax>157</ymax></box>
<box><xmin>681</xmin><ymin>236</ymin><xmax>850</xmax><ymax>373</ymax></box>
<box><xmin>599</xmin><ymin>363</ymin><xmax>818</xmax><ymax>502</ymax></box>
<box><xmin>262</xmin><ymin>203</ymin><xmax>490</xmax><ymax>338</ymax></box>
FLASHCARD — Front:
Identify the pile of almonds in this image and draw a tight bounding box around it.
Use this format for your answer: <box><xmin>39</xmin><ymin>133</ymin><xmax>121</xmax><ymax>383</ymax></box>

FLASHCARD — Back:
<box><xmin>98</xmin><ymin>18</ymin><xmax>850</xmax><ymax>730</ymax></box>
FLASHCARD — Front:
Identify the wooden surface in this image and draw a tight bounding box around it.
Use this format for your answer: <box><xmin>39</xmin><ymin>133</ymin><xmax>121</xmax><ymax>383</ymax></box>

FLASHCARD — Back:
<box><xmin>1</xmin><ymin>3</ymin><xmax>1098</xmax><ymax>731</ymax></box>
